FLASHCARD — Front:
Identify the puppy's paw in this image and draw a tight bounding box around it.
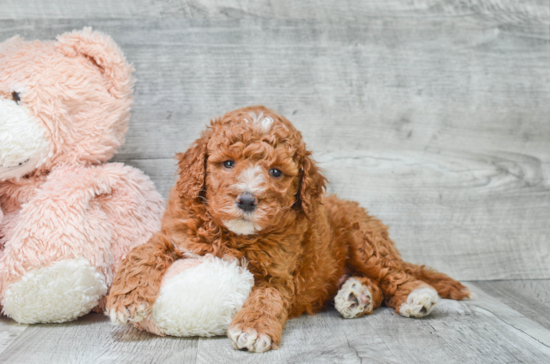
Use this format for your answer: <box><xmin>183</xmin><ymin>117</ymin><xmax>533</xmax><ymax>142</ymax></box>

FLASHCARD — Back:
<box><xmin>335</xmin><ymin>277</ymin><xmax>373</xmax><ymax>319</ymax></box>
<box><xmin>107</xmin><ymin>300</ymin><xmax>151</xmax><ymax>325</ymax></box>
<box><xmin>228</xmin><ymin>325</ymin><xmax>274</xmax><ymax>353</ymax></box>
<box><xmin>399</xmin><ymin>287</ymin><xmax>439</xmax><ymax>318</ymax></box>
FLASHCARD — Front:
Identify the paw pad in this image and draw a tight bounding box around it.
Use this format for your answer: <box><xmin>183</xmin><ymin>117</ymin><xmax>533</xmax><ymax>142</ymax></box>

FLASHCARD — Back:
<box><xmin>228</xmin><ymin>326</ymin><xmax>273</xmax><ymax>353</ymax></box>
<box><xmin>335</xmin><ymin>278</ymin><xmax>373</xmax><ymax>319</ymax></box>
<box><xmin>398</xmin><ymin>287</ymin><xmax>440</xmax><ymax>318</ymax></box>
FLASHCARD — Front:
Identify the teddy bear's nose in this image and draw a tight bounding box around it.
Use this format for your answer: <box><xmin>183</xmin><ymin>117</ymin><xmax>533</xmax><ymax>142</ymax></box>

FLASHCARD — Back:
<box><xmin>236</xmin><ymin>193</ymin><xmax>258</xmax><ymax>212</ymax></box>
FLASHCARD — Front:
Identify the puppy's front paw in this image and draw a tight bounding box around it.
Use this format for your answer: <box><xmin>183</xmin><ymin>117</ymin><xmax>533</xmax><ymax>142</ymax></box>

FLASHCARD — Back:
<box><xmin>399</xmin><ymin>287</ymin><xmax>439</xmax><ymax>318</ymax></box>
<box><xmin>335</xmin><ymin>277</ymin><xmax>374</xmax><ymax>319</ymax></box>
<box><xmin>107</xmin><ymin>297</ymin><xmax>152</xmax><ymax>325</ymax></box>
<box><xmin>228</xmin><ymin>325</ymin><xmax>273</xmax><ymax>353</ymax></box>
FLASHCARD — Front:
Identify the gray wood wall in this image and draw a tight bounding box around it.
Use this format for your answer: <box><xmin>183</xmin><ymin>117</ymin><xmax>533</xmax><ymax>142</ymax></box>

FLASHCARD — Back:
<box><xmin>1</xmin><ymin>0</ymin><xmax>548</xmax><ymax>281</ymax></box>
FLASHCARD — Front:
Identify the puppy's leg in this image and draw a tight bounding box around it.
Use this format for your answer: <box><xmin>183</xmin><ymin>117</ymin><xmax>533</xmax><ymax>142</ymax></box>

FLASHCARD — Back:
<box><xmin>335</xmin><ymin>276</ymin><xmax>383</xmax><ymax>319</ymax></box>
<box><xmin>349</xmin><ymin>242</ymin><xmax>440</xmax><ymax>317</ymax></box>
<box><xmin>228</xmin><ymin>285</ymin><xmax>288</xmax><ymax>353</ymax></box>
<box><xmin>342</xmin><ymin>206</ymin><xmax>446</xmax><ymax>318</ymax></box>
<box><xmin>106</xmin><ymin>232</ymin><xmax>182</xmax><ymax>324</ymax></box>
<box><xmin>355</xmin><ymin>258</ymin><xmax>440</xmax><ymax>318</ymax></box>
<box><xmin>378</xmin><ymin>264</ymin><xmax>472</xmax><ymax>316</ymax></box>
<box><xmin>382</xmin><ymin>279</ymin><xmax>440</xmax><ymax>318</ymax></box>
<box><xmin>404</xmin><ymin>262</ymin><xmax>472</xmax><ymax>300</ymax></box>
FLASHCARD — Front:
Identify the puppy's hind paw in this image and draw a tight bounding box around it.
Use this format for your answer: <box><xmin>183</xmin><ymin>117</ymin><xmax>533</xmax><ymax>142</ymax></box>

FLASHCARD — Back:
<box><xmin>399</xmin><ymin>287</ymin><xmax>439</xmax><ymax>318</ymax></box>
<box><xmin>335</xmin><ymin>277</ymin><xmax>374</xmax><ymax>319</ymax></box>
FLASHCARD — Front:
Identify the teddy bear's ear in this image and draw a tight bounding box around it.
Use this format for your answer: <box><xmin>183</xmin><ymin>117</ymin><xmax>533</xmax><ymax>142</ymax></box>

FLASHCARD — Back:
<box><xmin>55</xmin><ymin>27</ymin><xmax>134</xmax><ymax>99</ymax></box>
<box><xmin>0</xmin><ymin>35</ymin><xmax>25</xmax><ymax>54</ymax></box>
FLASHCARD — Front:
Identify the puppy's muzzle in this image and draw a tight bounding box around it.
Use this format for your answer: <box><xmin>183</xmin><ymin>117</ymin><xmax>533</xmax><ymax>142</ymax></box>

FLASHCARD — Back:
<box><xmin>236</xmin><ymin>192</ymin><xmax>258</xmax><ymax>212</ymax></box>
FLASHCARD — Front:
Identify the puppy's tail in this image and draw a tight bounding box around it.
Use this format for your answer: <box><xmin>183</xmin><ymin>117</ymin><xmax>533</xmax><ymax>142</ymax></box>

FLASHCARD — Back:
<box><xmin>404</xmin><ymin>262</ymin><xmax>473</xmax><ymax>300</ymax></box>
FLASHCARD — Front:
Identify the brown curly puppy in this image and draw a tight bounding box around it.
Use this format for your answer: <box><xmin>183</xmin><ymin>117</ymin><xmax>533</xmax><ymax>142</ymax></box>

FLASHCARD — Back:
<box><xmin>107</xmin><ymin>105</ymin><xmax>471</xmax><ymax>352</ymax></box>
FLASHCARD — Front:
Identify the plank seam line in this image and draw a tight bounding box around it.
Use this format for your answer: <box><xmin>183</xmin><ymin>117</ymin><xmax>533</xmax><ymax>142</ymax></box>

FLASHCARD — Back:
<box><xmin>476</xmin><ymin>306</ymin><xmax>550</xmax><ymax>349</ymax></box>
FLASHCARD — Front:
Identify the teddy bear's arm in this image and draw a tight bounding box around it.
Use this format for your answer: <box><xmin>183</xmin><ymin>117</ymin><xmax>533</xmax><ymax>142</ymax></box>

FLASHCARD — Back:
<box><xmin>107</xmin><ymin>231</ymin><xmax>182</xmax><ymax>324</ymax></box>
<box><xmin>0</xmin><ymin>166</ymin><xmax>116</xmax><ymax>294</ymax></box>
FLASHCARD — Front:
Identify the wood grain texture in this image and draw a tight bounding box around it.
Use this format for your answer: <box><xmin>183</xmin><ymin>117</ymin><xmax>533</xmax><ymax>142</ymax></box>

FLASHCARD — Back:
<box><xmin>0</xmin><ymin>317</ymin><xmax>27</xmax><ymax>356</ymax></box>
<box><xmin>0</xmin><ymin>0</ymin><xmax>548</xmax><ymax>23</ymax></box>
<box><xmin>0</xmin><ymin>1</ymin><xmax>549</xmax><ymax>362</ymax></box>
<box><xmin>475</xmin><ymin>280</ymin><xmax>550</xmax><ymax>330</ymax></box>
<box><xmin>0</xmin><ymin>280</ymin><xmax>549</xmax><ymax>364</ymax></box>
<box><xmin>0</xmin><ymin>314</ymin><xmax>199</xmax><ymax>364</ymax></box>
<box><xmin>0</xmin><ymin>0</ymin><xmax>548</xmax><ymax>281</ymax></box>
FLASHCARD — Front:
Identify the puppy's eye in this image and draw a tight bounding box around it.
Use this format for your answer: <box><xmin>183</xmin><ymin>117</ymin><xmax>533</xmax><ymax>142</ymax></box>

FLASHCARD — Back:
<box><xmin>223</xmin><ymin>160</ymin><xmax>235</xmax><ymax>169</ymax></box>
<box><xmin>269</xmin><ymin>168</ymin><xmax>282</xmax><ymax>178</ymax></box>
<box><xmin>11</xmin><ymin>91</ymin><xmax>20</xmax><ymax>104</ymax></box>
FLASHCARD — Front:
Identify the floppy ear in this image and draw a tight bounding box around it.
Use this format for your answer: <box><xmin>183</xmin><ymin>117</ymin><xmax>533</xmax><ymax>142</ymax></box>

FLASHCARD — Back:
<box><xmin>296</xmin><ymin>150</ymin><xmax>327</xmax><ymax>218</ymax></box>
<box><xmin>55</xmin><ymin>27</ymin><xmax>134</xmax><ymax>99</ymax></box>
<box><xmin>176</xmin><ymin>130</ymin><xmax>212</xmax><ymax>203</ymax></box>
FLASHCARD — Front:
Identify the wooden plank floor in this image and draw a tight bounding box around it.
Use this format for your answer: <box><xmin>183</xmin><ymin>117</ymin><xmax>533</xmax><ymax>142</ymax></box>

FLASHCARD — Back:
<box><xmin>0</xmin><ymin>280</ymin><xmax>548</xmax><ymax>363</ymax></box>
<box><xmin>1</xmin><ymin>1</ymin><xmax>549</xmax><ymax>363</ymax></box>
<box><xmin>1</xmin><ymin>0</ymin><xmax>548</xmax><ymax>282</ymax></box>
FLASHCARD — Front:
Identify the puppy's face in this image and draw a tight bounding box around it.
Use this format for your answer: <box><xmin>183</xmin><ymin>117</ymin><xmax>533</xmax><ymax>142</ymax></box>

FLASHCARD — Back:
<box><xmin>205</xmin><ymin>109</ymin><xmax>301</xmax><ymax>235</ymax></box>
<box><xmin>177</xmin><ymin>106</ymin><xmax>326</xmax><ymax>236</ymax></box>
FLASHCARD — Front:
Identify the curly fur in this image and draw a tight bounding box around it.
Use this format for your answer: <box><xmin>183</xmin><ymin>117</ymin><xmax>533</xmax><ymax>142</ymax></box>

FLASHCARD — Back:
<box><xmin>108</xmin><ymin>106</ymin><xmax>471</xmax><ymax>351</ymax></box>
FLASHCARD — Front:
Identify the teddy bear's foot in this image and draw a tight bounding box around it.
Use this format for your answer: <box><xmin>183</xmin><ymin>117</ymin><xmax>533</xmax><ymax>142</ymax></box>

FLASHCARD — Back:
<box><xmin>335</xmin><ymin>277</ymin><xmax>375</xmax><ymax>319</ymax></box>
<box><xmin>2</xmin><ymin>258</ymin><xmax>107</xmax><ymax>324</ymax></box>
<box><xmin>137</xmin><ymin>256</ymin><xmax>253</xmax><ymax>337</ymax></box>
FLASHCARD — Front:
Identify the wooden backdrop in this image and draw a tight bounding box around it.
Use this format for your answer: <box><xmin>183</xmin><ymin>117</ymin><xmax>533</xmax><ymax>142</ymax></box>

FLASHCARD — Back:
<box><xmin>1</xmin><ymin>0</ymin><xmax>548</xmax><ymax>281</ymax></box>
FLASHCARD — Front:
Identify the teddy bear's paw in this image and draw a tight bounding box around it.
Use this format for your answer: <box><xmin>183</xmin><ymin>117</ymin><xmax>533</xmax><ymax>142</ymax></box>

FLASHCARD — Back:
<box><xmin>228</xmin><ymin>325</ymin><xmax>274</xmax><ymax>353</ymax></box>
<box><xmin>2</xmin><ymin>258</ymin><xmax>107</xmax><ymax>324</ymax></box>
<box><xmin>335</xmin><ymin>277</ymin><xmax>374</xmax><ymax>319</ymax></box>
<box><xmin>398</xmin><ymin>287</ymin><xmax>440</xmax><ymax>318</ymax></box>
<box><xmin>135</xmin><ymin>257</ymin><xmax>254</xmax><ymax>337</ymax></box>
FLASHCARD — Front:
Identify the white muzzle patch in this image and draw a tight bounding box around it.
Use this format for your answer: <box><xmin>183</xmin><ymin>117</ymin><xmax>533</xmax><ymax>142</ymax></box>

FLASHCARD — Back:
<box><xmin>223</xmin><ymin>219</ymin><xmax>261</xmax><ymax>235</ymax></box>
<box><xmin>223</xmin><ymin>165</ymin><xmax>267</xmax><ymax>235</ymax></box>
<box><xmin>0</xmin><ymin>98</ymin><xmax>51</xmax><ymax>180</ymax></box>
<box><xmin>235</xmin><ymin>165</ymin><xmax>266</xmax><ymax>195</ymax></box>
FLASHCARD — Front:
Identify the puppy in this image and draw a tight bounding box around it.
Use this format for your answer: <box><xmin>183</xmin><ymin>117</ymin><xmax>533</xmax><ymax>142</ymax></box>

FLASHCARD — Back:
<box><xmin>107</xmin><ymin>106</ymin><xmax>471</xmax><ymax>352</ymax></box>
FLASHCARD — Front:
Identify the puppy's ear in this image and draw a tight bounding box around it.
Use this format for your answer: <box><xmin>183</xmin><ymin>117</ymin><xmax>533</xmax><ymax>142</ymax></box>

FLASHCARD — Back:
<box><xmin>176</xmin><ymin>130</ymin><xmax>212</xmax><ymax>203</ymax></box>
<box><xmin>296</xmin><ymin>150</ymin><xmax>327</xmax><ymax>218</ymax></box>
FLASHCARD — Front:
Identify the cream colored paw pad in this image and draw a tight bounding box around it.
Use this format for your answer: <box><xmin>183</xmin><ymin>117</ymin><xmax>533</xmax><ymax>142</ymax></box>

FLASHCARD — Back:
<box><xmin>399</xmin><ymin>287</ymin><xmax>440</xmax><ymax>318</ymax></box>
<box><xmin>228</xmin><ymin>325</ymin><xmax>273</xmax><ymax>353</ymax></box>
<box><xmin>335</xmin><ymin>277</ymin><xmax>373</xmax><ymax>319</ymax></box>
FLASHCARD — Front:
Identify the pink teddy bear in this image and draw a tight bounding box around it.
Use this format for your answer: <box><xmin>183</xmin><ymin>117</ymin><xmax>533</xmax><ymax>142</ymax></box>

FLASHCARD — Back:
<box><xmin>0</xmin><ymin>28</ymin><xmax>164</xmax><ymax>324</ymax></box>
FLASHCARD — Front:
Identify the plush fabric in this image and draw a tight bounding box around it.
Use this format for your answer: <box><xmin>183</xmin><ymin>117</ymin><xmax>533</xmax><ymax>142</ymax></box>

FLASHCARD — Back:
<box><xmin>0</xmin><ymin>28</ymin><xmax>164</xmax><ymax>324</ymax></box>
<box><xmin>132</xmin><ymin>255</ymin><xmax>254</xmax><ymax>337</ymax></box>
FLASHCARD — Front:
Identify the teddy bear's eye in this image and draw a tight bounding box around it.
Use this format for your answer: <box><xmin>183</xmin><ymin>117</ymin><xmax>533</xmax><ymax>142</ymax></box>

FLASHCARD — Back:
<box><xmin>11</xmin><ymin>91</ymin><xmax>20</xmax><ymax>104</ymax></box>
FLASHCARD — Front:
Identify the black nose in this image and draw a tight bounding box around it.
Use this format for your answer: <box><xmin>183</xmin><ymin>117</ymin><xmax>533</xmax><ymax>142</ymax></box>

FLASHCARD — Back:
<box><xmin>236</xmin><ymin>192</ymin><xmax>257</xmax><ymax>212</ymax></box>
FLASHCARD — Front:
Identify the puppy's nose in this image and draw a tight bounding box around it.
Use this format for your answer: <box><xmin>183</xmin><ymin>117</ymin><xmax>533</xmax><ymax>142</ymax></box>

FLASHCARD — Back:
<box><xmin>236</xmin><ymin>192</ymin><xmax>257</xmax><ymax>212</ymax></box>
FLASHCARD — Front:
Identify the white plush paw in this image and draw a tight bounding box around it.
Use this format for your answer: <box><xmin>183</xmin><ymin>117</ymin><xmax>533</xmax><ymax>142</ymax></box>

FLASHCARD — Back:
<box><xmin>399</xmin><ymin>287</ymin><xmax>440</xmax><ymax>318</ymax></box>
<box><xmin>2</xmin><ymin>258</ymin><xmax>107</xmax><ymax>324</ymax></box>
<box><xmin>228</xmin><ymin>325</ymin><xmax>273</xmax><ymax>353</ymax></box>
<box><xmin>137</xmin><ymin>256</ymin><xmax>253</xmax><ymax>337</ymax></box>
<box><xmin>335</xmin><ymin>277</ymin><xmax>373</xmax><ymax>319</ymax></box>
